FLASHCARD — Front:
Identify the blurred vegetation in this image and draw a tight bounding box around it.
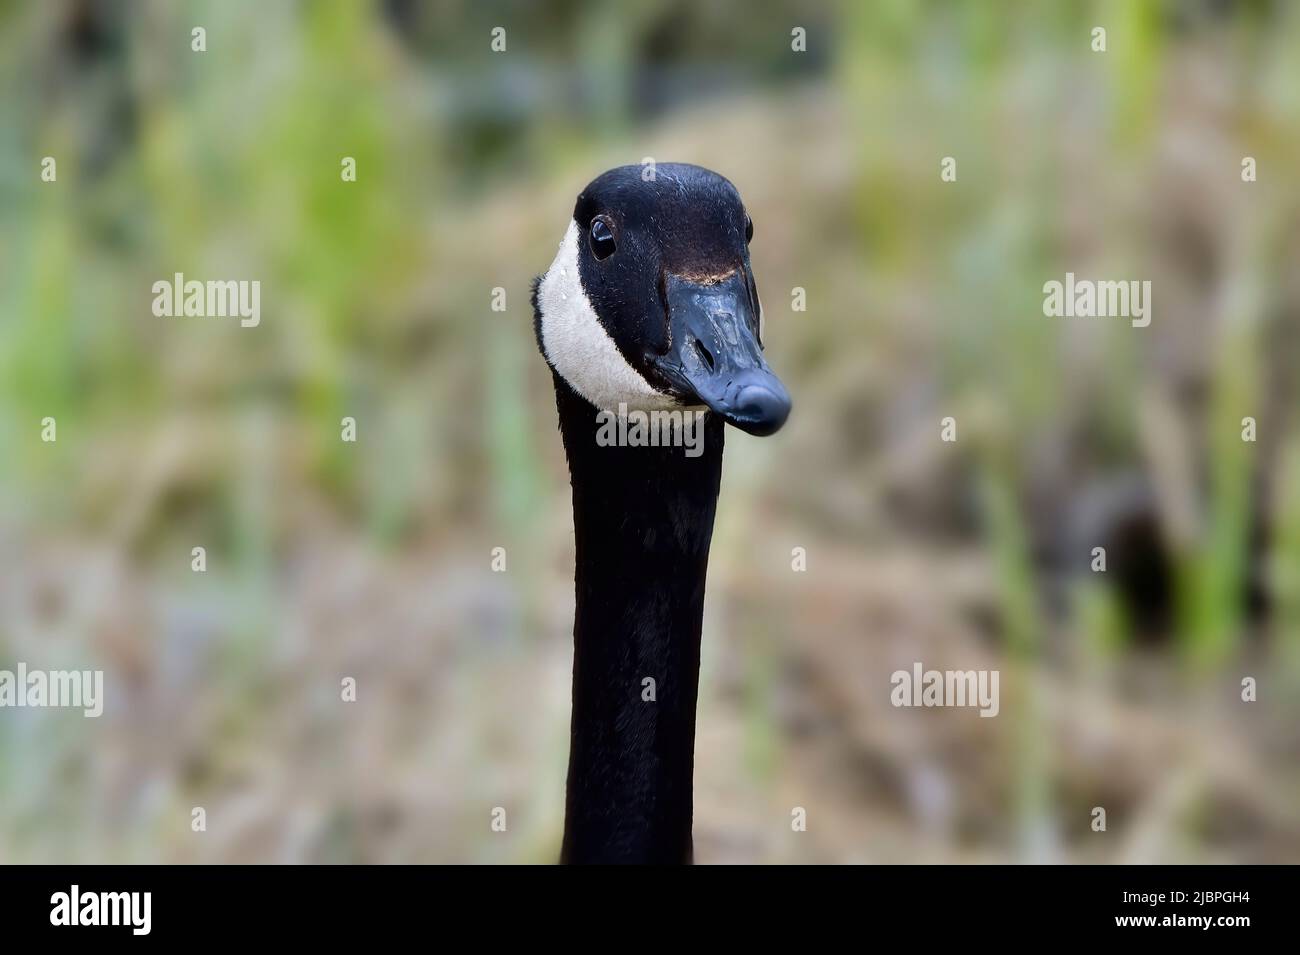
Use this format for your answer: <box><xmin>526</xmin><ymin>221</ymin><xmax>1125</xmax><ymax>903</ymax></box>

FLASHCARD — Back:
<box><xmin>1</xmin><ymin>0</ymin><xmax>1298</xmax><ymax>863</ymax></box>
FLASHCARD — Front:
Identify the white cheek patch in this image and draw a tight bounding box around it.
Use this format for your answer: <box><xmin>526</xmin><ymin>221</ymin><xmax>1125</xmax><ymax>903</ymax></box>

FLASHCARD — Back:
<box><xmin>538</xmin><ymin>220</ymin><xmax>681</xmax><ymax>413</ymax></box>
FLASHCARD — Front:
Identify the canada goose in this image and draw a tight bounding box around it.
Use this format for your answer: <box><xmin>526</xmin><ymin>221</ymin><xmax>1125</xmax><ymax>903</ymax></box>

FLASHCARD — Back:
<box><xmin>532</xmin><ymin>163</ymin><xmax>791</xmax><ymax>863</ymax></box>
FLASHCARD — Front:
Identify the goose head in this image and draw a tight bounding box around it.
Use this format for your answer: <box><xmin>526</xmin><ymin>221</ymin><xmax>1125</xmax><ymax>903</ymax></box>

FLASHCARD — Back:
<box><xmin>533</xmin><ymin>163</ymin><xmax>791</xmax><ymax>436</ymax></box>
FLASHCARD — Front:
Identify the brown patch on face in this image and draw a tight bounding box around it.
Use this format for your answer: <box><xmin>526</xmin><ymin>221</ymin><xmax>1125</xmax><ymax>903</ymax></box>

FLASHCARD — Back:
<box><xmin>668</xmin><ymin>267</ymin><xmax>739</xmax><ymax>286</ymax></box>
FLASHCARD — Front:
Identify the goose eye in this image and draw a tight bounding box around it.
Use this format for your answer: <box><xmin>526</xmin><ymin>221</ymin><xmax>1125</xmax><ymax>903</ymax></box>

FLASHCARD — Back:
<box><xmin>744</xmin><ymin>214</ymin><xmax>753</xmax><ymax>244</ymax></box>
<box><xmin>589</xmin><ymin>215</ymin><xmax>616</xmax><ymax>260</ymax></box>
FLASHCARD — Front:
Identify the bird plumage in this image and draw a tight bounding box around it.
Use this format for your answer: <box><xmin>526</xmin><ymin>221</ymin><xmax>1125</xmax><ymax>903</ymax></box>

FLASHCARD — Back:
<box><xmin>533</xmin><ymin>163</ymin><xmax>790</xmax><ymax>863</ymax></box>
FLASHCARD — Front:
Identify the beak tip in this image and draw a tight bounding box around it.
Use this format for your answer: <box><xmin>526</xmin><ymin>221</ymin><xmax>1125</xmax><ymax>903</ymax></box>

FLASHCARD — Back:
<box><xmin>723</xmin><ymin>382</ymin><xmax>791</xmax><ymax>436</ymax></box>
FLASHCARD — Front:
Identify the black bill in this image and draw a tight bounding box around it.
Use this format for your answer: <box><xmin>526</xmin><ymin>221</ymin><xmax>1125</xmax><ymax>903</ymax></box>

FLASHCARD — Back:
<box><xmin>653</xmin><ymin>271</ymin><xmax>792</xmax><ymax>436</ymax></box>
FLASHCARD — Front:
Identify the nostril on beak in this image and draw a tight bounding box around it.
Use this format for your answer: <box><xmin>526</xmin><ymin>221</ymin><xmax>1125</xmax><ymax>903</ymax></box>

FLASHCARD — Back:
<box><xmin>693</xmin><ymin>338</ymin><xmax>715</xmax><ymax>371</ymax></box>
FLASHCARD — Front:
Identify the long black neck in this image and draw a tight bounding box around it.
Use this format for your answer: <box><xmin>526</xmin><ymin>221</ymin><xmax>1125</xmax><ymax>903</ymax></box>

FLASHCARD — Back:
<box><xmin>552</xmin><ymin>376</ymin><xmax>725</xmax><ymax>864</ymax></box>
